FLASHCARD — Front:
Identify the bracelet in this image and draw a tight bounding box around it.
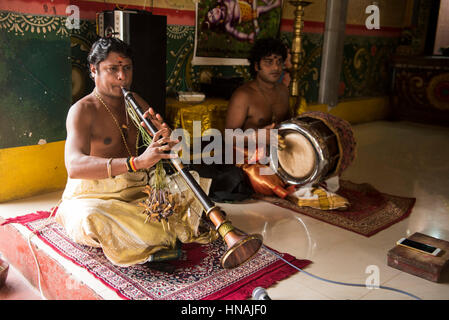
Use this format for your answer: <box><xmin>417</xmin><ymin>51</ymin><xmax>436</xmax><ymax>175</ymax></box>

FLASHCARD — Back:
<box><xmin>126</xmin><ymin>156</ymin><xmax>137</xmax><ymax>172</ymax></box>
<box><xmin>125</xmin><ymin>157</ymin><xmax>132</xmax><ymax>172</ymax></box>
<box><xmin>130</xmin><ymin>156</ymin><xmax>137</xmax><ymax>172</ymax></box>
<box><xmin>106</xmin><ymin>158</ymin><xmax>113</xmax><ymax>178</ymax></box>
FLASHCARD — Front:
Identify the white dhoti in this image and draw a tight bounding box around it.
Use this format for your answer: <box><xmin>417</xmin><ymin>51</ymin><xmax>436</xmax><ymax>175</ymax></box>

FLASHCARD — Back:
<box><xmin>56</xmin><ymin>170</ymin><xmax>218</xmax><ymax>267</ymax></box>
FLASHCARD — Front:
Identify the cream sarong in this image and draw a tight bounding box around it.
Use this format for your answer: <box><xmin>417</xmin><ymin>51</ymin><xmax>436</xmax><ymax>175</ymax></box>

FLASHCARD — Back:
<box><xmin>56</xmin><ymin>170</ymin><xmax>218</xmax><ymax>267</ymax></box>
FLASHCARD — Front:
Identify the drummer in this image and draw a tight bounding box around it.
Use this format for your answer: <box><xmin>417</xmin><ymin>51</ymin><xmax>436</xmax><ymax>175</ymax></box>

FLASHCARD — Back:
<box><xmin>224</xmin><ymin>38</ymin><xmax>349</xmax><ymax>210</ymax></box>
<box><xmin>224</xmin><ymin>38</ymin><xmax>292</xmax><ymax>198</ymax></box>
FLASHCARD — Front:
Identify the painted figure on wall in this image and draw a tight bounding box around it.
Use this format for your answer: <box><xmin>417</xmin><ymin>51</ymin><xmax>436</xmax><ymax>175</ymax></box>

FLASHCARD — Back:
<box><xmin>204</xmin><ymin>0</ymin><xmax>282</xmax><ymax>42</ymax></box>
<box><xmin>196</xmin><ymin>0</ymin><xmax>282</xmax><ymax>59</ymax></box>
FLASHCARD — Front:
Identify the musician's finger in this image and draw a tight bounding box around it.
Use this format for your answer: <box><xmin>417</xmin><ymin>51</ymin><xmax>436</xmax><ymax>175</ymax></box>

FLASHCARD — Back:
<box><xmin>154</xmin><ymin>136</ymin><xmax>170</xmax><ymax>145</ymax></box>
<box><xmin>141</xmin><ymin>110</ymin><xmax>150</xmax><ymax>120</ymax></box>
<box><xmin>152</xmin><ymin>129</ymin><xmax>164</xmax><ymax>142</ymax></box>
<box><xmin>161</xmin><ymin>127</ymin><xmax>173</xmax><ymax>138</ymax></box>
<box><xmin>155</xmin><ymin>113</ymin><xmax>164</xmax><ymax>122</ymax></box>
<box><xmin>160</xmin><ymin>153</ymin><xmax>178</xmax><ymax>159</ymax></box>
<box><xmin>154</xmin><ymin>145</ymin><xmax>170</xmax><ymax>153</ymax></box>
<box><xmin>140</xmin><ymin>121</ymin><xmax>150</xmax><ymax>136</ymax></box>
<box><xmin>164</xmin><ymin>136</ymin><xmax>179</xmax><ymax>143</ymax></box>
<box><xmin>278</xmin><ymin>135</ymin><xmax>287</xmax><ymax>150</ymax></box>
<box><xmin>148</xmin><ymin>107</ymin><xmax>157</xmax><ymax>118</ymax></box>
<box><xmin>160</xmin><ymin>143</ymin><xmax>174</xmax><ymax>152</ymax></box>
<box><xmin>159</xmin><ymin>145</ymin><xmax>168</xmax><ymax>153</ymax></box>
<box><xmin>163</xmin><ymin>127</ymin><xmax>173</xmax><ymax>137</ymax></box>
<box><xmin>139</xmin><ymin>112</ymin><xmax>152</xmax><ymax>132</ymax></box>
<box><xmin>264</xmin><ymin>122</ymin><xmax>275</xmax><ymax>129</ymax></box>
<box><xmin>167</xmin><ymin>140</ymin><xmax>180</xmax><ymax>148</ymax></box>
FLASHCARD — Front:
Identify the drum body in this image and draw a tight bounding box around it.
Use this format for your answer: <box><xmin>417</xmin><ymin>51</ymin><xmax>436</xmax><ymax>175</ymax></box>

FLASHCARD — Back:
<box><xmin>270</xmin><ymin>111</ymin><xmax>356</xmax><ymax>186</ymax></box>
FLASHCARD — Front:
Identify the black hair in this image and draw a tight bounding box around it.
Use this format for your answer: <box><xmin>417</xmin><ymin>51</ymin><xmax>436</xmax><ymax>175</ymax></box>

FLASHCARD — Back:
<box><xmin>87</xmin><ymin>37</ymin><xmax>133</xmax><ymax>77</ymax></box>
<box><xmin>248</xmin><ymin>38</ymin><xmax>287</xmax><ymax>78</ymax></box>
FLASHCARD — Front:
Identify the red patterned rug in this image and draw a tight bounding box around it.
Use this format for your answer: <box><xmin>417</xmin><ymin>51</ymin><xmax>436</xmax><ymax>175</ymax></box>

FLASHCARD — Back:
<box><xmin>254</xmin><ymin>180</ymin><xmax>416</xmax><ymax>237</ymax></box>
<box><xmin>2</xmin><ymin>213</ymin><xmax>311</xmax><ymax>300</ymax></box>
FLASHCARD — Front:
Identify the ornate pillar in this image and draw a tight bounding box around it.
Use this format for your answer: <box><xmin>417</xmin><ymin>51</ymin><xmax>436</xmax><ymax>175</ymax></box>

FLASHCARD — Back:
<box><xmin>288</xmin><ymin>1</ymin><xmax>312</xmax><ymax>108</ymax></box>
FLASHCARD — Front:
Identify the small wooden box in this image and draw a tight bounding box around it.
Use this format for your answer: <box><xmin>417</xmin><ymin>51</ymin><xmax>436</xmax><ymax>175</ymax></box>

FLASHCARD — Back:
<box><xmin>387</xmin><ymin>232</ymin><xmax>449</xmax><ymax>283</ymax></box>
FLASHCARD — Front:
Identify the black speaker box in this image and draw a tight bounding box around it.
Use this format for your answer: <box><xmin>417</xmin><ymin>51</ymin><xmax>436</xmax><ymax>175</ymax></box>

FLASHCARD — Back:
<box><xmin>97</xmin><ymin>10</ymin><xmax>167</xmax><ymax>117</ymax></box>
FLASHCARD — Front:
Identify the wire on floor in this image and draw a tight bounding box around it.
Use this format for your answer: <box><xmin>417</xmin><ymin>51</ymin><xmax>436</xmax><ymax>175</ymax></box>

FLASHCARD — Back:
<box><xmin>262</xmin><ymin>244</ymin><xmax>422</xmax><ymax>300</ymax></box>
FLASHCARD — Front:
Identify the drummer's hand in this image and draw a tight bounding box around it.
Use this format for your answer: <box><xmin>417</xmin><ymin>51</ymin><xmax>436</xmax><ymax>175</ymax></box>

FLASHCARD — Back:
<box><xmin>260</xmin><ymin>123</ymin><xmax>276</xmax><ymax>147</ymax></box>
<box><xmin>250</xmin><ymin>123</ymin><xmax>275</xmax><ymax>145</ymax></box>
<box><xmin>263</xmin><ymin>123</ymin><xmax>276</xmax><ymax>130</ymax></box>
<box><xmin>248</xmin><ymin>123</ymin><xmax>275</xmax><ymax>162</ymax></box>
<box><xmin>141</xmin><ymin>108</ymin><xmax>171</xmax><ymax>138</ymax></box>
<box><xmin>134</xmin><ymin>129</ymin><xmax>179</xmax><ymax>169</ymax></box>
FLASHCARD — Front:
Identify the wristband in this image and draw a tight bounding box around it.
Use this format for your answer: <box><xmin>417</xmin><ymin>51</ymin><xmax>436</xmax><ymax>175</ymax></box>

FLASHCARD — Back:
<box><xmin>130</xmin><ymin>156</ymin><xmax>137</xmax><ymax>172</ymax></box>
<box><xmin>106</xmin><ymin>158</ymin><xmax>113</xmax><ymax>178</ymax></box>
<box><xmin>126</xmin><ymin>156</ymin><xmax>137</xmax><ymax>172</ymax></box>
<box><xmin>126</xmin><ymin>157</ymin><xmax>133</xmax><ymax>172</ymax></box>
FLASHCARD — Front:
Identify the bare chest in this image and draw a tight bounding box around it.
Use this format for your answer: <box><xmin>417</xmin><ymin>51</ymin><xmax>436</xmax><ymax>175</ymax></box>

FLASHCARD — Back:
<box><xmin>90</xmin><ymin>111</ymin><xmax>139</xmax><ymax>157</ymax></box>
<box><xmin>246</xmin><ymin>90</ymin><xmax>289</xmax><ymax>129</ymax></box>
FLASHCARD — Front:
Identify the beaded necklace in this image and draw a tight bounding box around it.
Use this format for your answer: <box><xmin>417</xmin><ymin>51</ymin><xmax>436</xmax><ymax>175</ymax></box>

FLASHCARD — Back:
<box><xmin>94</xmin><ymin>89</ymin><xmax>139</xmax><ymax>157</ymax></box>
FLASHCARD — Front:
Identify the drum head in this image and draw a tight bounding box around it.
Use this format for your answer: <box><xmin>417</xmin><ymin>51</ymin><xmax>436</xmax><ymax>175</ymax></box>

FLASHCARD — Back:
<box><xmin>277</xmin><ymin>132</ymin><xmax>316</xmax><ymax>179</ymax></box>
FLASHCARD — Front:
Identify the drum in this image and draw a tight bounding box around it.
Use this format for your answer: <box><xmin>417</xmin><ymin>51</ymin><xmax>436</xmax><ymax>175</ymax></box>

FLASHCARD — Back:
<box><xmin>270</xmin><ymin>111</ymin><xmax>356</xmax><ymax>186</ymax></box>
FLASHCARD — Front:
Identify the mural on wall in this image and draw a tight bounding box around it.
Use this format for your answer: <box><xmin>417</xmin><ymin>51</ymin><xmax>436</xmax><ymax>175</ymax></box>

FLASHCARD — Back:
<box><xmin>166</xmin><ymin>25</ymin><xmax>196</xmax><ymax>92</ymax></box>
<box><xmin>0</xmin><ymin>11</ymin><xmax>70</xmax><ymax>36</ymax></box>
<box><xmin>0</xmin><ymin>11</ymin><xmax>97</xmax><ymax>149</ymax></box>
<box><xmin>0</xmin><ymin>11</ymin><xmax>71</xmax><ymax>149</ymax></box>
<box><xmin>391</xmin><ymin>58</ymin><xmax>449</xmax><ymax>126</ymax></box>
<box><xmin>194</xmin><ymin>0</ymin><xmax>283</xmax><ymax>60</ymax></box>
<box><xmin>166</xmin><ymin>24</ymin><xmax>252</xmax><ymax>92</ymax></box>
<box><xmin>168</xmin><ymin>26</ymin><xmax>397</xmax><ymax>104</ymax></box>
<box><xmin>341</xmin><ymin>36</ymin><xmax>398</xmax><ymax>99</ymax></box>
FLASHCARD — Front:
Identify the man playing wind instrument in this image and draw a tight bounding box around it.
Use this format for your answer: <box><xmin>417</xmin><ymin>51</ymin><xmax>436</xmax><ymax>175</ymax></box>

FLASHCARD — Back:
<box><xmin>57</xmin><ymin>37</ymin><xmax>218</xmax><ymax>267</ymax></box>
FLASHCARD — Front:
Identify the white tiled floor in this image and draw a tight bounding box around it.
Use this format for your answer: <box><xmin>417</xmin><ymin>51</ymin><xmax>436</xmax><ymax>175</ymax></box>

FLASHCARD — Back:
<box><xmin>1</xmin><ymin>120</ymin><xmax>449</xmax><ymax>300</ymax></box>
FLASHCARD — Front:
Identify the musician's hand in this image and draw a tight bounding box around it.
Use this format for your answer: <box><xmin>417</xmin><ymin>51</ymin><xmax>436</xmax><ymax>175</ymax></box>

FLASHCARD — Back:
<box><xmin>134</xmin><ymin>129</ymin><xmax>179</xmax><ymax>169</ymax></box>
<box><xmin>263</xmin><ymin>123</ymin><xmax>276</xmax><ymax>130</ymax></box>
<box><xmin>141</xmin><ymin>108</ymin><xmax>171</xmax><ymax>138</ymax></box>
<box><xmin>241</xmin><ymin>123</ymin><xmax>275</xmax><ymax>162</ymax></box>
<box><xmin>259</xmin><ymin>123</ymin><xmax>276</xmax><ymax>148</ymax></box>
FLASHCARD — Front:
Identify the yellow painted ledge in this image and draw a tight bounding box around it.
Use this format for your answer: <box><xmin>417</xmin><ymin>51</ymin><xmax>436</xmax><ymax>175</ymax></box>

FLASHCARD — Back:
<box><xmin>0</xmin><ymin>140</ymin><xmax>67</xmax><ymax>203</ymax></box>
<box><xmin>293</xmin><ymin>96</ymin><xmax>392</xmax><ymax>124</ymax></box>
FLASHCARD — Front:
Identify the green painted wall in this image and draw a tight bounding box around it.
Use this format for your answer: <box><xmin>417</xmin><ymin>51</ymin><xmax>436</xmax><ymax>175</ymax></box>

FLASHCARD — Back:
<box><xmin>0</xmin><ymin>13</ymin><xmax>71</xmax><ymax>149</ymax></box>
